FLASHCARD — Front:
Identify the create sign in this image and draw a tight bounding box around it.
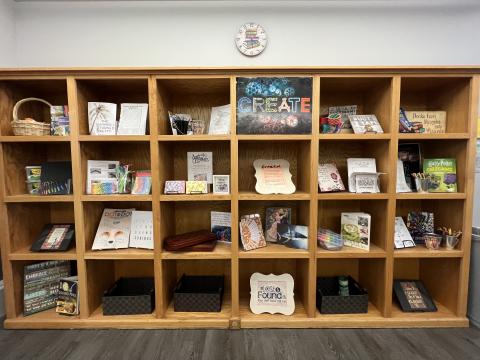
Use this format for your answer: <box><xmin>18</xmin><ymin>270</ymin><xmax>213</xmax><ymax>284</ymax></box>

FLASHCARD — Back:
<box><xmin>236</xmin><ymin>77</ymin><xmax>312</xmax><ymax>134</ymax></box>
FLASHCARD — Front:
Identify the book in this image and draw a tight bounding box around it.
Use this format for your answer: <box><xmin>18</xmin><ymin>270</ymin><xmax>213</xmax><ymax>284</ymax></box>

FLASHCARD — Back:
<box><xmin>24</xmin><ymin>260</ymin><xmax>71</xmax><ymax>316</ymax></box>
<box><xmin>129</xmin><ymin>210</ymin><xmax>153</xmax><ymax>250</ymax></box>
<box><xmin>91</xmin><ymin>208</ymin><xmax>134</xmax><ymax>250</ymax></box>
<box><xmin>341</xmin><ymin>212</ymin><xmax>371</xmax><ymax>250</ymax></box>
<box><xmin>209</xmin><ymin>104</ymin><xmax>231</xmax><ymax>135</ymax></box>
<box><xmin>187</xmin><ymin>152</ymin><xmax>213</xmax><ymax>184</ymax></box>
<box><xmin>398</xmin><ymin>143</ymin><xmax>422</xmax><ymax>191</ymax></box>
<box><xmin>347</xmin><ymin>158</ymin><xmax>376</xmax><ymax>193</ymax></box>
<box><xmin>399</xmin><ymin>107</ymin><xmax>414</xmax><ymax>133</ymax></box>
<box><xmin>407</xmin><ymin>212</ymin><xmax>434</xmax><ymax>245</ymax></box>
<box><xmin>277</xmin><ymin>224</ymin><xmax>308</xmax><ymax>250</ymax></box>
<box><xmin>86</xmin><ymin>160</ymin><xmax>119</xmax><ymax>194</ymax></box>
<box><xmin>236</xmin><ymin>77</ymin><xmax>312</xmax><ymax>134</ymax></box>
<box><xmin>348</xmin><ymin>114</ymin><xmax>383</xmax><ymax>134</ymax></box>
<box><xmin>328</xmin><ymin>105</ymin><xmax>357</xmax><ymax>133</ymax></box>
<box><xmin>240</xmin><ymin>214</ymin><xmax>266</xmax><ymax>251</ymax></box>
<box><xmin>394</xmin><ymin>217</ymin><xmax>416</xmax><ymax>249</ymax></box>
<box><xmin>50</xmin><ymin>105</ymin><xmax>70</xmax><ymax>136</ymax></box>
<box><xmin>39</xmin><ymin>161</ymin><xmax>72</xmax><ymax>195</ymax></box>
<box><xmin>131</xmin><ymin>170</ymin><xmax>152</xmax><ymax>195</ymax></box>
<box><xmin>211</xmin><ymin>211</ymin><xmax>232</xmax><ymax>243</ymax></box>
<box><xmin>56</xmin><ymin>276</ymin><xmax>79</xmax><ymax>316</ymax></box>
<box><xmin>423</xmin><ymin>158</ymin><xmax>457</xmax><ymax>192</ymax></box>
<box><xmin>318</xmin><ymin>163</ymin><xmax>345</xmax><ymax>192</ymax></box>
<box><xmin>265</xmin><ymin>207</ymin><xmax>291</xmax><ymax>242</ymax></box>
<box><xmin>117</xmin><ymin>103</ymin><xmax>148</xmax><ymax>135</ymax></box>
<box><xmin>88</xmin><ymin>102</ymin><xmax>117</xmax><ymax>135</ymax></box>
<box><xmin>404</xmin><ymin>111</ymin><xmax>446</xmax><ymax>134</ymax></box>
<box><xmin>30</xmin><ymin>224</ymin><xmax>75</xmax><ymax>252</ymax></box>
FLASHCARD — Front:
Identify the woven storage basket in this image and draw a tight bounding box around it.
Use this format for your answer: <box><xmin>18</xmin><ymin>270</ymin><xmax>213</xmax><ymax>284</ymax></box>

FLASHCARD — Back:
<box><xmin>11</xmin><ymin>97</ymin><xmax>52</xmax><ymax>136</ymax></box>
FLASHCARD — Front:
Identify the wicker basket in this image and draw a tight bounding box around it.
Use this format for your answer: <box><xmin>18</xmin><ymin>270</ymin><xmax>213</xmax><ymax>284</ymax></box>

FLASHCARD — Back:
<box><xmin>11</xmin><ymin>97</ymin><xmax>52</xmax><ymax>136</ymax></box>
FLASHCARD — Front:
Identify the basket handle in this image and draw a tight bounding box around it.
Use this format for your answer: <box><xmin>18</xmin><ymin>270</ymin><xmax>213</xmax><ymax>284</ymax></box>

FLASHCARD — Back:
<box><xmin>12</xmin><ymin>97</ymin><xmax>53</xmax><ymax>122</ymax></box>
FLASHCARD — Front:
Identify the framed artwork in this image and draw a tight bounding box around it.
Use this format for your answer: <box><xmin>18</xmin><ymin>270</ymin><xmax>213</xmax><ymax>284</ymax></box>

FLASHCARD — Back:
<box><xmin>249</xmin><ymin>273</ymin><xmax>295</xmax><ymax>315</ymax></box>
<box><xmin>253</xmin><ymin>159</ymin><xmax>295</xmax><ymax>195</ymax></box>
<box><xmin>213</xmin><ymin>175</ymin><xmax>230</xmax><ymax>194</ymax></box>
<box><xmin>393</xmin><ymin>280</ymin><xmax>437</xmax><ymax>312</ymax></box>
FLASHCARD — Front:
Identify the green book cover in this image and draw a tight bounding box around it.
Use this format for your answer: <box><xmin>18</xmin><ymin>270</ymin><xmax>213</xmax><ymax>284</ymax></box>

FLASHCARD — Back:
<box><xmin>423</xmin><ymin>158</ymin><xmax>457</xmax><ymax>192</ymax></box>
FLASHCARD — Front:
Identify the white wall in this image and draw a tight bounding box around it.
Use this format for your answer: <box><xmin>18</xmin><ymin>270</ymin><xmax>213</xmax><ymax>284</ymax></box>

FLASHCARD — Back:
<box><xmin>10</xmin><ymin>0</ymin><xmax>480</xmax><ymax>67</ymax></box>
<box><xmin>0</xmin><ymin>0</ymin><xmax>15</xmax><ymax>67</ymax></box>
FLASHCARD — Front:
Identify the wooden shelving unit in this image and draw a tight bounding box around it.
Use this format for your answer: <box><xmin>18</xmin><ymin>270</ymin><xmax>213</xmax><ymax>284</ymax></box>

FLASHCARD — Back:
<box><xmin>0</xmin><ymin>67</ymin><xmax>477</xmax><ymax>329</ymax></box>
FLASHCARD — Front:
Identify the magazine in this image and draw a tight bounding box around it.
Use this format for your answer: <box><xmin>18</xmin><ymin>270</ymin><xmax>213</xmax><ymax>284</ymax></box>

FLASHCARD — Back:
<box><xmin>86</xmin><ymin>160</ymin><xmax>119</xmax><ymax>194</ymax></box>
<box><xmin>394</xmin><ymin>217</ymin><xmax>416</xmax><ymax>249</ymax></box>
<box><xmin>318</xmin><ymin>163</ymin><xmax>345</xmax><ymax>192</ymax></box>
<box><xmin>209</xmin><ymin>104</ymin><xmax>231</xmax><ymax>134</ymax></box>
<box><xmin>423</xmin><ymin>158</ymin><xmax>457</xmax><ymax>192</ymax></box>
<box><xmin>129</xmin><ymin>211</ymin><xmax>154</xmax><ymax>250</ymax></box>
<box><xmin>341</xmin><ymin>212</ymin><xmax>371</xmax><ymax>250</ymax></box>
<box><xmin>117</xmin><ymin>103</ymin><xmax>148</xmax><ymax>135</ymax></box>
<box><xmin>187</xmin><ymin>152</ymin><xmax>213</xmax><ymax>184</ymax></box>
<box><xmin>56</xmin><ymin>276</ymin><xmax>79</xmax><ymax>316</ymax></box>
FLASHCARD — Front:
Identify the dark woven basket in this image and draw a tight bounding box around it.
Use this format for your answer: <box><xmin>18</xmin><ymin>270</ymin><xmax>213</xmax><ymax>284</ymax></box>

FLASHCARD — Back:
<box><xmin>102</xmin><ymin>277</ymin><xmax>155</xmax><ymax>315</ymax></box>
<box><xmin>316</xmin><ymin>276</ymin><xmax>368</xmax><ymax>314</ymax></box>
<box><xmin>174</xmin><ymin>275</ymin><xmax>224</xmax><ymax>312</ymax></box>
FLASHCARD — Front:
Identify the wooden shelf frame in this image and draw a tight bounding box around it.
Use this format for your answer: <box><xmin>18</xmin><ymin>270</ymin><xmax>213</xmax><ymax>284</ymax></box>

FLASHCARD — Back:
<box><xmin>0</xmin><ymin>69</ymin><xmax>477</xmax><ymax>329</ymax></box>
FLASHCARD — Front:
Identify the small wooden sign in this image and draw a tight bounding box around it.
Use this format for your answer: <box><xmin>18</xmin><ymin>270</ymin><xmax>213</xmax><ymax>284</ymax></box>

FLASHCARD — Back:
<box><xmin>253</xmin><ymin>159</ymin><xmax>296</xmax><ymax>194</ymax></box>
<box><xmin>249</xmin><ymin>273</ymin><xmax>295</xmax><ymax>315</ymax></box>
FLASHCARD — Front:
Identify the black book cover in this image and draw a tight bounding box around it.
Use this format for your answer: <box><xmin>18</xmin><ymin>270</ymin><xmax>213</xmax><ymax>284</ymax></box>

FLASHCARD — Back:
<box><xmin>40</xmin><ymin>161</ymin><xmax>72</xmax><ymax>195</ymax></box>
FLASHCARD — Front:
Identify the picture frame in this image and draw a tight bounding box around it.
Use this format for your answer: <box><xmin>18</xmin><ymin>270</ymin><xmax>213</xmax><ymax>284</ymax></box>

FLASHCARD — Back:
<box><xmin>213</xmin><ymin>175</ymin><xmax>230</xmax><ymax>194</ymax></box>
<box><xmin>249</xmin><ymin>273</ymin><xmax>295</xmax><ymax>315</ymax></box>
<box><xmin>393</xmin><ymin>280</ymin><xmax>437</xmax><ymax>312</ymax></box>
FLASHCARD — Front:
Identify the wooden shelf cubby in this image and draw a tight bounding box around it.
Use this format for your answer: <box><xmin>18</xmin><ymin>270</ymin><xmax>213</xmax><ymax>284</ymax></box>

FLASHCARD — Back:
<box><xmin>0</xmin><ymin>67</ymin><xmax>477</xmax><ymax>329</ymax></box>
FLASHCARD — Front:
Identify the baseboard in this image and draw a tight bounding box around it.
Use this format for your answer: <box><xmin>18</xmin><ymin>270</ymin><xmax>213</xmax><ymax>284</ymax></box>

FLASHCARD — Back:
<box><xmin>469</xmin><ymin>316</ymin><xmax>480</xmax><ymax>329</ymax></box>
<box><xmin>0</xmin><ymin>280</ymin><xmax>5</xmax><ymax>318</ymax></box>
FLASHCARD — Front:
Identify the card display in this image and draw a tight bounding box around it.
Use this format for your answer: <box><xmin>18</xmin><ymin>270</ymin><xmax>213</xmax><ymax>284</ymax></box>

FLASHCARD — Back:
<box><xmin>117</xmin><ymin>103</ymin><xmax>148</xmax><ymax>135</ymax></box>
<box><xmin>348</xmin><ymin>114</ymin><xmax>383</xmax><ymax>134</ymax></box>
<box><xmin>277</xmin><ymin>224</ymin><xmax>308</xmax><ymax>250</ymax></box>
<box><xmin>209</xmin><ymin>104</ymin><xmax>231</xmax><ymax>135</ymax></box>
<box><xmin>186</xmin><ymin>181</ymin><xmax>208</xmax><ymax>194</ymax></box>
<box><xmin>164</xmin><ymin>180</ymin><xmax>186</xmax><ymax>194</ymax></box>
<box><xmin>265</xmin><ymin>207</ymin><xmax>291</xmax><ymax>242</ymax></box>
<box><xmin>394</xmin><ymin>217</ymin><xmax>416</xmax><ymax>249</ymax></box>
<box><xmin>253</xmin><ymin>159</ymin><xmax>296</xmax><ymax>194</ymax></box>
<box><xmin>187</xmin><ymin>152</ymin><xmax>213</xmax><ymax>184</ymax></box>
<box><xmin>129</xmin><ymin>211</ymin><xmax>153</xmax><ymax>250</ymax></box>
<box><xmin>318</xmin><ymin>163</ymin><xmax>345</xmax><ymax>192</ymax></box>
<box><xmin>87</xmin><ymin>160</ymin><xmax>119</xmax><ymax>194</ymax></box>
<box><xmin>240</xmin><ymin>214</ymin><xmax>266</xmax><ymax>251</ymax></box>
<box><xmin>211</xmin><ymin>211</ymin><xmax>231</xmax><ymax>243</ymax></box>
<box><xmin>236</xmin><ymin>77</ymin><xmax>312</xmax><ymax>134</ymax></box>
<box><xmin>347</xmin><ymin>158</ymin><xmax>376</xmax><ymax>193</ymax></box>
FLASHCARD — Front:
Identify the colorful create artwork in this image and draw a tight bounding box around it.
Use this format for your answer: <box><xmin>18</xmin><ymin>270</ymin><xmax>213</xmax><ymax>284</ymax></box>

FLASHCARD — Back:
<box><xmin>236</xmin><ymin>77</ymin><xmax>312</xmax><ymax>134</ymax></box>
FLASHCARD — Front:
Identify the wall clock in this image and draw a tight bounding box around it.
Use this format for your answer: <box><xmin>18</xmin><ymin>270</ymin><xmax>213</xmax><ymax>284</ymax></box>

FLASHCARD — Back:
<box><xmin>235</xmin><ymin>23</ymin><xmax>267</xmax><ymax>57</ymax></box>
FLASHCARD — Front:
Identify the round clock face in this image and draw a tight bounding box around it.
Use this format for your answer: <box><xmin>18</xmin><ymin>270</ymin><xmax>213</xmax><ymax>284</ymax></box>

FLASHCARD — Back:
<box><xmin>235</xmin><ymin>23</ymin><xmax>267</xmax><ymax>57</ymax></box>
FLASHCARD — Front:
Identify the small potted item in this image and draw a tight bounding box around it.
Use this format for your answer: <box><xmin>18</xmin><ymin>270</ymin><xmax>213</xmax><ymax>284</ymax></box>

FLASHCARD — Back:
<box><xmin>438</xmin><ymin>227</ymin><xmax>462</xmax><ymax>250</ymax></box>
<box><xmin>423</xmin><ymin>233</ymin><xmax>442</xmax><ymax>250</ymax></box>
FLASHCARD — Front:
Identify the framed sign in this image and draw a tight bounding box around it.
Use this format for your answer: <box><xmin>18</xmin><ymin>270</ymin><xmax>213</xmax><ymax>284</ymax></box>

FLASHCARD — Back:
<box><xmin>393</xmin><ymin>280</ymin><xmax>437</xmax><ymax>312</ymax></box>
<box><xmin>213</xmin><ymin>175</ymin><xmax>230</xmax><ymax>194</ymax></box>
<box><xmin>254</xmin><ymin>159</ymin><xmax>295</xmax><ymax>194</ymax></box>
<box><xmin>250</xmin><ymin>273</ymin><xmax>295</xmax><ymax>315</ymax></box>
<box><xmin>236</xmin><ymin>77</ymin><xmax>312</xmax><ymax>134</ymax></box>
